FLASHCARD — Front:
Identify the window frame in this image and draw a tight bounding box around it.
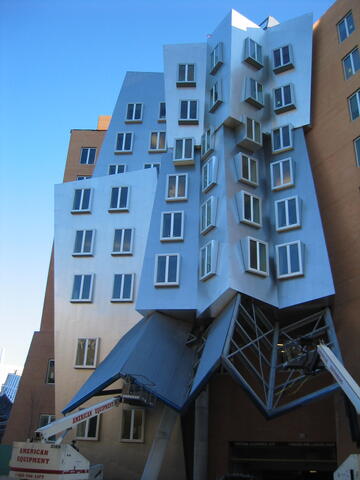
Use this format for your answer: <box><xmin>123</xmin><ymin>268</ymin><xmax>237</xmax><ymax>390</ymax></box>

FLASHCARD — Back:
<box><xmin>239</xmin><ymin>190</ymin><xmax>262</xmax><ymax>228</ymax></box>
<box><xmin>73</xmin><ymin>230</ymin><xmax>95</xmax><ymax>256</ymax></box>
<box><xmin>273</xmin><ymin>84</ymin><xmax>296</xmax><ymax>114</ymax></box>
<box><xmin>245</xmin><ymin>237</ymin><xmax>269</xmax><ymax>277</ymax></box>
<box><xmin>244</xmin><ymin>77</ymin><xmax>264</xmax><ymax>109</ymax></box>
<box><xmin>272</xmin><ymin>45</ymin><xmax>294</xmax><ymax>73</ymax></box>
<box><xmin>71</xmin><ymin>188</ymin><xmax>92</xmax><ymax>214</ymax></box>
<box><xmin>200</xmin><ymin>196</ymin><xmax>217</xmax><ymax>235</ymax></box>
<box><xmin>178</xmin><ymin>100</ymin><xmax>199</xmax><ymax>125</ymax></box>
<box><xmin>210</xmin><ymin>43</ymin><xmax>223</xmax><ymax>75</ymax></box>
<box><xmin>177</xmin><ymin>64</ymin><xmax>196</xmax><ymax>87</ymax></box>
<box><xmin>201</xmin><ymin>128</ymin><xmax>214</xmax><ymax>160</ymax></box>
<box><xmin>111</xmin><ymin>273</ymin><xmax>135</xmax><ymax>302</ymax></box>
<box><xmin>209</xmin><ymin>81</ymin><xmax>223</xmax><ymax>113</ymax></box>
<box><xmin>76</xmin><ymin>176</ymin><xmax>92</xmax><ymax>181</ymax></box>
<box><xmin>337</xmin><ymin>11</ymin><xmax>355</xmax><ymax>43</ymax></box>
<box><xmin>158</xmin><ymin>102</ymin><xmax>166</xmax><ymax>122</ymax></box>
<box><xmin>342</xmin><ymin>48</ymin><xmax>360</xmax><ymax>80</ymax></box>
<box><xmin>270</xmin><ymin>157</ymin><xmax>294</xmax><ymax>191</ymax></box>
<box><xmin>275</xmin><ymin>240</ymin><xmax>304</xmax><ymax>279</ymax></box>
<box><xmin>125</xmin><ymin>103</ymin><xmax>143</xmax><ymax>123</ymax></box>
<box><xmin>109</xmin><ymin>186</ymin><xmax>130</xmax><ymax>212</ymax></box>
<box><xmin>112</xmin><ymin>228</ymin><xmax>134</xmax><ymax>255</ymax></box>
<box><xmin>75</xmin><ymin>415</ymin><xmax>99</xmax><ymax>441</ymax></box>
<box><xmin>271</xmin><ymin>125</ymin><xmax>293</xmax><ymax>154</ymax></box>
<box><xmin>144</xmin><ymin>163</ymin><xmax>160</xmax><ymax>174</ymax></box>
<box><xmin>160</xmin><ymin>211</ymin><xmax>184</xmax><ymax>242</ymax></box>
<box><xmin>109</xmin><ymin>164</ymin><xmax>127</xmax><ymax>175</ymax></box>
<box><xmin>275</xmin><ymin>196</ymin><xmax>301</xmax><ymax>232</ymax></box>
<box><xmin>173</xmin><ymin>137</ymin><xmax>195</xmax><ymax>164</ymax></box>
<box><xmin>154</xmin><ymin>253</ymin><xmax>180</xmax><ymax>287</ymax></box>
<box><xmin>245</xmin><ymin>117</ymin><xmax>262</xmax><ymax>146</ymax></box>
<box><xmin>348</xmin><ymin>90</ymin><xmax>360</xmax><ymax>121</ymax></box>
<box><xmin>201</xmin><ymin>156</ymin><xmax>218</xmax><ymax>193</ymax></box>
<box><xmin>354</xmin><ymin>137</ymin><xmax>360</xmax><ymax>167</ymax></box>
<box><xmin>148</xmin><ymin>131</ymin><xmax>167</xmax><ymax>152</ymax></box>
<box><xmin>45</xmin><ymin>359</ymin><xmax>55</xmax><ymax>384</ymax></box>
<box><xmin>199</xmin><ymin>240</ymin><xmax>218</xmax><ymax>281</ymax></box>
<box><xmin>71</xmin><ymin>274</ymin><xmax>94</xmax><ymax>303</ymax></box>
<box><xmin>115</xmin><ymin>132</ymin><xmax>134</xmax><ymax>154</ymax></box>
<box><xmin>234</xmin><ymin>153</ymin><xmax>258</xmax><ymax>187</ymax></box>
<box><xmin>80</xmin><ymin>147</ymin><xmax>96</xmax><ymax>165</ymax></box>
<box><xmin>120</xmin><ymin>408</ymin><xmax>145</xmax><ymax>443</ymax></box>
<box><xmin>244</xmin><ymin>37</ymin><xmax>263</xmax><ymax>69</ymax></box>
<box><xmin>166</xmin><ymin>174</ymin><xmax>188</xmax><ymax>202</ymax></box>
<box><xmin>74</xmin><ymin>338</ymin><xmax>99</xmax><ymax>369</ymax></box>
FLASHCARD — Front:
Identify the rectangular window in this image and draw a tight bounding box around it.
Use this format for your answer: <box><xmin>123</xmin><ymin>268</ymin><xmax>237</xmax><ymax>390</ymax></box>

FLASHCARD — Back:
<box><xmin>125</xmin><ymin>103</ymin><xmax>143</xmax><ymax>122</ymax></box>
<box><xmin>73</xmin><ymin>230</ymin><xmax>94</xmax><ymax>256</ymax></box>
<box><xmin>244</xmin><ymin>38</ymin><xmax>263</xmax><ymax>69</ymax></box>
<box><xmin>210</xmin><ymin>43</ymin><xmax>223</xmax><ymax>75</ymax></box>
<box><xmin>209</xmin><ymin>81</ymin><xmax>222</xmax><ymax>112</ymax></box>
<box><xmin>274</xmin><ymin>84</ymin><xmax>295</xmax><ymax>113</ymax></box>
<box><xmin>154</xmin><ymin>254</ymin><xmax>180</xmax><ymax>287</ymax></box>
<box><xmin>72</xmin><ymin>188</ymin><xmax>91</xmax><ymax>213</ymax></box>
<box><xmin>246</xmin><ymin>118</ymin><xmax>262</xmax><ymax>145</ymax></box>
<box><xmin>109</xmin><ymin>164</ymin><xmax>126</xmax><ymax>175</ymax></box>
<box><xmin>201</xmin><ymin>128</ymin><xmax>214</xmax><ymax>160</ymax></box>
<box><xmin>273</xmin><ymin>45</ymin><xmax>294</xmax><ymax>73</ymax></box>
<box><xmin>343</xmin><ymin>48</ymin><xmax>360</xmax><ymax>80</ymax></box>
<box><xmin>80</xmin><ymin>147</ymin><xmax>96</xmax><ymax>165</ymax></box>
<box><xmin>158</xmin><ymin>102</ymin><xmax>166</xmax><ymax>122</ymax></box>
<box><xmin>270</xmin><ymin>157</ymin><xmax>294</xmax><ymax>190</ymax></box>
<box><xmin>245</xmin><ymin>78</ymin><xmax>264</xmax><ymax>109</ymax></box>
<box><xmin>174</xmin><ymin>138</ymin><xmax>194</xmax><ymax>164</ymax></box>
<box><xmin>46</xmin><ymin>359</ymin><xmax>55</xmax><ymax>384</ymax></box>
<box><xmin>160</xmin><ymin>211</ymin><xmax>184</xmax><ymax>241</ymax></box>
<box><xmin>144</xmin><ymin>163</ymin><xmax>160</xmax><ymax>174</ymax></box>
<box><xmin>354</xmin><ymin>137</ymin><xmax>360</xmax><ymax>167</ymax></box>
<box><xmin>235</xmin><ymin>153</ymin><xmax>258</xmax><ymax>186</ymax></box>
<box><xmin>77</xmin><ymin>176</ymin><xmax>91</xmax><ymax>181</ymax></box>
<box><xmin>179</xmin><ymin>100</ymin><xmax>198</xmax><ymax>124</ymax></box>
<box><xmin>337</xmin><ymin>12</ymin><xmax>355</xmax><ymax>42</ymax></box>
<box><xmin>239</xmin><ymin>191</ymin><xmax>261</xmax><ymax>228</ymax></box>
<box><xmin>200</xmin><ymin>196</ymin><xmax>216</xmax><ymax>235</ymax></box>
<box><xmin>275</xmin><ymin>196</ymin><xmax>300</xmax><ymax>231</ymax></box>
<box><xmin>149</xmin><ymin>131</ymin><xmax>166</xmax><ymax>152</ymax></box>
<box><xmin>76</xmin><ymin>416</ymin><xmax>99</xmax><ymax>440</ymax></box>
<box><xmin>271</xmin><ymin>125</ymin><xmax>292</xmax><ymax>153</ymax></box>
<box><xmin>71</xmin><ymin>274</ymin><xmax>94</xmax><ymax>302</ymax></box>
<box><xmin>121</xmin><ymin>409</ymin><xmax>145</xmax><ymax>442</ymax></box>
<box><xmin>115</xmin><ymin>133</ymin><xmax>133</xmax><ymax>153</ymax></box>
<box><xmin>276</xmin><ymin>241</ymin><xmax>304</xmax><ymax>279</ymax></box>
<box><xmin>166</xmin><ymin>174</ymin><xmax>188</xmax><ymax>201</ymax></box>
<box><xmin>200</xmin><ymin>240</ymin><xmax>218</xmax><ymax>281</ymax></box>
<box><xmin>39</xmin><ymin>414</ymin><xmax>56</xmax><ymax>441</ymax></box>
<box><xmin>349</xmin><ymin>90</ymin><xmax>360</xmax><ymax>120</ymax></box>
<box><xmin>109</xmin><ymin>186</ymin><xmax>129</xmax><ymax>212</ymax></box>
<box><xmin>246</xmin><ymin>237</ymin><xmax>268</xmax><ymax>276</ymax></box>
<box><xmin>75</xmin><ymin>338</ymin><xmax>99</xmax><ymax>368</ymax></box>
<box><xmin>112</xmin><ymin>228</ymin><xmax>133</xmax><ymax>255</ymax></box>
<box><xmin>201</xmin><ymin>156</ymin><xmax>217</xmax><ymax>192</ymax></box>
<box><xmin>177</xmin><ymin>64</ymin><xmax>196</xmax><ymax>87</ymax></box>
<box><xmin>112</xmin><ymin>274</ymin><xmax>134</xmax><ymax>302</ymax></box>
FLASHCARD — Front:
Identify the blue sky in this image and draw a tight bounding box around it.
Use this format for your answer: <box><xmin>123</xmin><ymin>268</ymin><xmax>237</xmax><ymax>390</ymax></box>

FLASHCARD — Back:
<box><xmin>0</xmin><ymin>0</ymin><xmax>335</xmax><ymax>366</ymax></box>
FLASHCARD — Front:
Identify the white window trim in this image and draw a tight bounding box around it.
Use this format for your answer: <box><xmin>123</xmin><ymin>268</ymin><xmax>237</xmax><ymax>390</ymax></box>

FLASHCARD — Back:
<box><xmin>75</xmin><ymin>414</ymin><xmax>100</xmax><ymax>441</ymax></box>
<box><xmin>245</xmin><ymin>237</ymin><xmax>269</xmax><ymax>277</ymax></box>
<box><xmin>120</xmin><ymin>408</ymin><xmax>145</xmax><ymax>443</ymax></box>
<box><xmin>70</xmin><ymin>274</ymin><xmax>94</xmax><ymax>303</ymax></box>
<box><xmin>158</xmin><ymin>102</ymin><xmax>166</xmax><ymax>122</ymax></box>
<box><xmin>112</xmin><ymin>228</ymin><xmax>134</xmax><ymax>255</ymax></box>
<box><xmin>74</xmin><ymin>338</ymin><xmax>99</xmax><ymax>369</ymax></box>
<box><xmin>200</xmin><ymin>196</ymin><xmax>217</xmax><ymax>235</ymax></box>
<box><xmin>80</xmin><ymin>147</ymin><xmax>96</xmax><ymax>165</ymax></box>
<box><xmin>177</xmin><ymin>63</ymin><xmax>196</xmax><ymax>87</ymax></box>
<box><xmin>246</xmin><ymin>117</ymin><xmax>262</xmax><ymax>145</ymax></box>
<box><xmin>244</xmin><ymin>78</ymin><xmax>264</xmax><ymax>109</ymax></box>
<box><xmin>210</xmin><ymin>42</ymin><xmax>223</xmax><ymax>75</ymax></box>
<box><xmin>199</xmin><ymin>240</ymin><xmax>218</xmax><ymax>281</ymax></box>
<box><xmin>115</xmin><ymin>132</ymin><xmax>134</xmax><ymax>154</ymax></box>
<box><xmin>337</xmin><ymin>12</ymin><xmax>355</xmax><ymax>43</ymax></box>
<box><xmin>275</xmin><ymin>240</ymin><xmax>304</xmax><ymax>279</ymax></box>
<box><xmin>239</xmin><ymin>190</ymin><xmax>262</xmax><ymax>228</ymax></box>
<box><xmin>111</xmin><ymin>273</ymin><xmax>135</xmax><ymax>302</ymax></box>
<box><xmin>109</xmin><ymin>186</ymin><xmax>130</xmax><ymax>212</ymax></box>
<box><xmin>148</xmin><ymin>131</ymin><xmax>167</xmax><ymax>152</ymax></box>
<box><xmin>71</xmin><ymin>188</ymin><xmax>92</xmax><ymax>214</ymax></box>
<box><xmin>201</xmin><ymin>128</ymin><xmax>214</xmax><ymax>160</ymax></box>
<box><xmin>273</xmin><ymin>84</ymin><xmax>296</xmax><ymax>114</ymax></box>
<box><xmin>234</xmin><ymin>153</ymin><xmax>258</xmax><ymax>187</ymax></box>
<box><xmin>244</xmin><ymin>37</ymin><xmax>263</xmax><ymax>69</ymax></box>
<box><xmin>173</xmin><ymin>137</ymin><xmax>195</xmax><ymax>164</ymax></box>
<box><xmin>166</xmin><ymin>174</ymin><xmax>188</xmax><ymax>202</ymax></box>
<box><xmin>201</xmin><ymin>156</ymin><xmax>218</xmax><ymax>193</ymax></box>
<box><xmin>178</xmin><ymin>100</ymin><xmax>199</xmax><ymax>124</ymax></box>
<box><xmin>271</xmin><ymin>125</ymin><xmax>293</xmax><ymax>154</ymax></box>
<box><xmin>275</xmin><ymin>196</ymin><xmax>301</xmax><ymax>232</ymax></box>
<box><xmin>272</xmin><ymin>45</ymin><xmax>294</xmax><ymax>73</ymax></box>
<box><xmin>109</xmin><ymin>164</ymin><xmax>127</xmax><ymax>175</ymax></box>
<box><xmin>209</xmin><ymin>81</ymin><xmax>223</xmax><ymax>113</ymax></box>
<box><xmin>270</xmin><ymin>157</ymin><xmax>294</xmax><ymax>190</ymax></box>
<box><xmin>73</xmin><ymin>230</ymin><xmax>95</xmax><ymax>256</ymax></box>
<box><xmin>125</xmin><ymin>103</ymin><xmax>143</xmax><ymax>123</ymax></box>
<box><xmin>160</xmin><ymin>211</ymin><xmax>184</xmax><ymax>242</ymax></box>
<box><xmin>154</xmin><ymin>253</ymin><xmax>180</xmax><ymax>287</ymax></box>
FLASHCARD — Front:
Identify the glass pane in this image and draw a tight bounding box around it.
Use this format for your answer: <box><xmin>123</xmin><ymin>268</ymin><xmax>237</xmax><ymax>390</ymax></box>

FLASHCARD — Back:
<box><xmin>202</xmin><ymin>164</ymin><xmax>208</xmax><ymax>190</ymax></box>
<box><xmin>211</xmin><ymin>49</ymin><xmax>215</xmax><ymax>68</ymax></box>
<box><xmin>134</xmin><ymin>104</ymin><xmax>142</xmax><ymax>120</ymax></box>
<box><xmin>168</xmin><ymin>176</ymin><xmax>176</xmax><ymax>198</ymax></box>
<box><xmin>272</xmin><ymin>163</ymin><xmax>281</xmax><ymax>187</ymax></box>
<box><xmin>180</xmin><ymin>101</ymin><xmax>188</xmax><ymax>119</ymax></box>
<box><xmin>178</xmin><ymin>64</ymin><xmax>186</xmax><ymax>81</ymax></box>
<box><xmin>159</xmin><ymin>132</ymin><xmax>166</xmax><ymax>149</ymax></box>
<box><xmin>344</xmin><ymin>55</ymin><xmax>353</xmax><ymax>79</ymax></box>
<box><xmin>355</xmin><ymin>138</ymin><xmax>360</xmax><ymax>166</ymax></box>
<box><xmin>116</xmin><ymin>133</ymin><xmax>124</xmax><ymax>150</ymax></box>
<box><xmin>159</xmin><ymin>102</ymin><xmax>166</xmax><ymax>119</ymax></box>
<box><xmin>168</xmin><ymin>256</ymin><xmax>178</xmax><ymax>283</ymax></box>
<box><xmin>206</xmin><ymin>243</ymin><xmax>212</xmax><ymax>274</ymax></box>
<box><xmin>259</xmin><ymin>243</ymin><xmax>267</xmax><ymax>273</ymax></box>
<box><xmin>349</xmin><ymin>94</ymin><xmax>360</xmax><ymax>120</ymax></box>
<box><xmin>253</xmin><ymin>198</ymin><xmax>260</xmax><ymax>224</ymax></box>
<box><xmin>273</xmin><ymin>129</ymin><xmax>281</xmax><ymax>151</ymax></box>
<box><xmin>250</xmin><ymin>159</ymin><xmax>257</xmax><ymax>183</ymax></box>
<box><xmin>82</xmin><ymin>189</ymin><xmax>90</xmax><ymax>209</ymax></box>
<box><xmin>123</xmin><ymin>229</ymin><xmax>132</xmax><ymax>252</ymax></box>
<box><xmin>162</xmin><ymin>213</ymin><xmax>171</xmax><ymax>238</ymax></box>
<box><xmin>124</xmin><ymin>133</ymin><xmax>132</xmax><ymax>150</ymax></box>
<box><xmin>283</xmin><ymin>160</ymin><xmax>291</xmax><ymax>185</ymax></box>
<box><xmin>278</xmin><ymin>246</ymin><xmax>288</xmax><ymax>276</ymax></box>
<box><xmin>184</xmin><ymin>139</ymin><xmax>192</xmax><ymax>159</ymax></box>
<box><xmin>122</xmin><ymin>274</ymin><xmax>132</xmax><ymax>300</ymax></box>
<box><xmin>82</xmin><ymin>275</ymin><xmax>91</xmax><ymax>300</ymax></box>
<box><xmin>353</xmin><ymin>49</ymin><xmax>360</xmax><ymax>73</ymax></box>
<box><xmin>249</xmin><ymin>39</ymin><xmax>256</xmax><ymax>59</ymax></box>
<box><xmin>206</xmin><ymin>199</ymin><xmax>212</xmax><ymax>227</ymax></box>
<box><xmin>74</xmin><ymin>231</ymin><xmax>83</xmax><ymax>253</ymax></box>
<box><xmin>84</xmin><ymin>231</ymin><xmax>93</xmax><ymax>253</ymax></box>
<box><xmin>113</xmin><ymin>230</ymin><xmax>122</xmax><ymax>252</ymax></box>
<box><xmin>242</xmin><ymin>155</ymin><xmax>249</xmax><ymax>180</ymax></box>
<box><xmin>246</xmin><ymin>118</ymin><xmax>253</xmax><ymax>139</ymax></box>
<box><xmin>257</xmin><ymin>83</ymin><xmax>263</xmax><ymax>103</ymax></box>
<box><xmin>109</xmin><ymin>165</ymin><xmax>116</xmax><ymax>175</ymax></box>
<box><xmin>189</xmin><ymin>101</ymin><xmax>197</xmax><ymax>119</ymax></box>
<box><xmin>274</xmin><ymin>49</ymin><xmax>281</xmax><ymax>68</ymax></box>
<box><xmin>87</xmin><ymin>417</ymin><xmax>98</xmax><ymax>438</ymax></box>
<box><xmin>73</xmin><ymin>190</ymin><xmax>81</xmax><ymax>210</ymax></box>
<box><xmin>338</xmin><ymin>19</ymin><xmax>347</xmax><ymax>41</ymax></box>
<box><xmin>201</xmin><ymin>204</ymin><xmax>206</xmax><ymax>231</ymax></box>
<box><xmin>113</xmin><ymin>274</ymin><xmax>122</xmax><ymax>298</ymax></box>
<box><xmin>249</xmin><ymin>240</ymin><xmax>257</xmax><ymax>270</ymax></box>
<box><xmin>122</xmin><ymin>411</ymin><xmax>131</xmax><ymax>439</ymax></box>
<box><xmin>290</xmin><ymin>243</ymin><xmax>300</xmax><ymax>273</ymax></box>
<box><xmin>80</xmin><ymin>149</ymin><xmax>88</xmax><ymax>164</ymax></box>
<box><xmin>288</xmin><ymin>198</ymin><xmax>298</xmax><ymax>225</ymax></box>
<box><xmin>118</xmin><ymin>165</ymin><xmax>125</xmax><ymax>173</ymax></box>
<box><xmin>347</xmin><ymin>13</ymin><xmax>355</xmax><ymax>35</ymax></box>
<box><xmin>200</xmin><ymin>248</ymin><xmax>206</xmax><ymax>277</ymax></box>
<box><xmin>173</xmin><ymin>213</ymin><xmax>182</xmax><ymax>237</ymax></box>
<box><xmin>178</xmin><ymin>175</ymin><xmax>186</xmax><ymax>197</ymax></box>
<box><xmin>150</xmin><ymin>132</ymin><xmax>158</xmax><ymax>150</ymax></box>
<box><xmin>110</xmin><ymin>188</ymin><xmax>119</xmax><ymax>209</ymax></box>
<box><xmin>254</xmin><ymin>122</ymin><xmax>261</xmax><ymax>143</ymax></box>
<box><xmin>88</xmin><ymin>148</ymin><xmax>96</xmax><ymax>164</ymax></box>
<box><xmin>76</xmin><ymin>421</ymin><xmax>86</xmax><ymax>438</ymax></box>
<box><xmin>156</xmin><ymin>256</ymin><xmax>166</xmax><ymax>283</ymax></box>
<box><xmin>282</xmin><ymin>126</ymin><xmax>290</xmax><ymax>147</ymax></box>
<box><xmin>244</xmin><ymin>194</ymin><xmax>251</xmax><ymax>221</ymax></box>
<box><xmin>175</xmin><ymin>139</ymin><xmax>183</xmax><ymax>159</ymax></box>
<box><xmin>72</xmin><ymin>275</ymin><xmax>82</xmax><ymax>300</ymax></box>
<box><xmin>132</xmin><ymin>410</ymin><xmax>143</xmax><ymax>440</ymax></box>
<box><xmin>250</xmin><ymin>78</ymin><xmax>256</xmax><ymax>99</ymax></box>
<box><xmin>85</xmin><ymin>339</ymin><xmax>96</xmax><ymax>366</ymax></box>
<box><xmin>275</xmin><ymin>88</ymin><xmax>283</xmax><ymax>108</ymax></box>
<box><xmin>277</xmin><ymin>201</ymin><xmax>287</xmax><ymax>228</ymax></box>
<box><xmin>120</xmin><ymin>187</ymin><xmax>128</xmax><ymax>208</ymax></box>
<box><xmin>256</xmin><ymin>44</ymin><xmax>262</xmax><ymax>63</ymax></box>
<box><xmin>76</xmin><ymin>339</ymin><xmax>86</xmax><ymax>366</ymax></box>
<box><xmin>282</xmin><ymin>46</ymin><xmax>290</xmax><ymax>65</ymax></box>
<box><xmin>127</xmin><ymin>104</ymin><xmax>134</xmax><ymax>120</ymax></box>
<box><xmin>284</xmin><ymin>85</ymin><xmax>292</xmax><ymax>105</ymax></box>
<box><xmin>187</xmin><ymin>64</ymin><xmax>195</xmax><ymax>81</ymax></box>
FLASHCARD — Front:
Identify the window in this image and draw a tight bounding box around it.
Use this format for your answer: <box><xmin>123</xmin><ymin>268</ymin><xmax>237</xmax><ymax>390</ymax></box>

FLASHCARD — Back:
<box><xmin>111</xmin><ymin>274</ymin><xmax>134</xmax><ymax>302</ymax></box>
<box><xmin>200</xmin><ymin>196</ymin><xmax>216</xmax><ymax>235</ymax></box>
<box><xmin>80</xmin><ymin>147</ymin><xmax>96</xmax><ymax>165</ymax></box>
<box><xmin>210</xmin><ymin>43</ymin><xmax>223</xmax><ymax>75</ymax></box>
<box><xmin>166</xmin><ymin>174</ymin><xmax>188</xmax><ymax>201</ymax></box>
<box><xmin>201</xmin><ymin>128</ymin><xmax>214</xmax><ymax>160</ymax></box>
<box><xmin>270</xmin><ymin>157</ymin><xmax>294</xmax><ymax>190</ymax></box>
<box><xmin>149</xmin><ymin>131</ymin><xmax>166</xmax><ymax>152</ymax></box>
<box><xmin>71</xmin><ymin>274</ymin><xmax>94</xmax><ymax>302</ymax></box>
<box><xmin>246</xmin><ymin>237</ymin><xmax>268</xmax><ymax>276</ymax></box>
<box><xmin>174</xmin><ymin>138</ymin><xmax>194</xmax><ymax>164</ymax></box>
<box><xmin>46</xmin><ymin>359</ymin><xmax>55</xmax><ymax>384</ymax></box>
<box><xmin>201</xmin><ymin>156</ymin><xmax>217</xmax><ymax>192</ymax></box>
<box><xmin>354</xmin><ymin>137</ymin><xmax>360</xmax><ymax>167</ymax></box>
<box><xmin>349</xmin><ymin>90</ymin><xmax>360</xmax><ymax>120</ymax></box>
<box><xmin>200</xmin><ymin>240</ymin><xmax>218</xmax><ymax>281</ymax></box>
<box><xmin>109</xmin><ymin>164</ymin><xmax>126</xmax><ymax>175</ymax></box>
<box><xmin>39</xmin><ymin>415</ymin><xmax>56</xmax><ymax>442</ymax></box>
<box><xmin>76</xmin><ymin>416</ymin><xmax>99</xmax><ymax>440</ymax></box>
<box><xmin>73</xmin><ymin>230</ymin><xmax>94</xmax><ymax>256</ymax></box>
<box><xmin>244</xmin><ymin>38</ymin><xmax>263</xmax><ymax>69</ymax></box>
<box><xmin>273</xmin><ymin>45</ymin><xmax>294</xmax><ymax>73</ymax></box>
<box><xmin>239</xmin><ymin>191</ymin><xmax>261</xmax><ymax>228</ymax></box>
<box><xmin>177</xmin><ymin>64</ymin><xmax>196</xmax><ymax>87</ymax></box>
<box><xmin>112</xmin><ymin>228</ymin><xmax>133</xmax><ymax>255</ymax></box>
<box><xmin>144</xmin><ymin>163</ymin><xmax>160</xmax><ymax>174</ymax></box>
<box><xmin>235</xmin><ymin>153</ymin><xmax>258</xmax><ymax>186</ymax></box>
<box><xmin>125</xmin><ymin>103</ymin><xmax>143</xmax><ymax>122</ymax></box>
<box><xmin>72</xmin><ymin>188</ymin><xmax>91</xmax><ymax>213</ymax></box>
<box><xmin>343</xmin><ymin>48</ymin><xmax>360</xmax><ymax>80</ymax></box>
<box><xmin>246</xmin><ymin>118</ymin><xmax>262</xmax><ymax>145</ymax></box>
<box><xmin>271</xmin><ymin>125</ymin><xmax>292</xmax><ymax>153</ymax></box>
<box><xmin>274</xmin><ymin>84</ymin><xmax>295</xmax><ymax>113</ymax></box>
<box><xmin>158</xmin><ymin>102</ymin><xmax>166</xmax><ymax>122</ymax></box>
<box><xmin>121</xmin><ymin>409</ymin><xmax>144</xmax><ymax>442</ymax></box>
<box><xmin>160</xmin><ymin>211</ymin><xmax>184</xmax><ymax>241</ymax></box>
<box><xmin>337</xmin><ymin>12</ymin><xmax>355</xmax><ymax>43</ymax></box>
<box><xmin>245</xmin><ymin>78</ymin><xmax>264</xmax><ymax>109</ymax></box>
<box><xmin>179</xmin><ymin>100</ymin><xmax>198</xmax><ymax>124</ymax></box>
<box><xmin>77</xmin><ymin>175</ymin><xmax>92</xmax><ymax>181</ymax></box>
<box><xmin>275</xmin><ymin>196</ymin><xmax>300</xmax><ymax>231</ymax></box>
<box><xmin>154</xmin><ymin>254</ymin><xmax>180</xmax><ymax>287</ymax></box>
<box><xmin>276</xmin><ymin>241</ymin><xmax>304</xmax><ymax>279</ymax></box>
<box><xmin>209</xmin><ymin>81</ymin><xmax>222</xmax><ymax>112</ymax></box>
<box><xmin>109</xmin><ymin>186</ymin><xmax>129</xmax><ymax>211</ymax></box>
<box><xmin>75</xmin><ymin>338</ymin><xmax>99</xmax><ymax>368</ymax></box>
<box><xmin>115</xmin><ymin>132</ymin><xmax>133</xmax><ymax>153</ymax></box>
